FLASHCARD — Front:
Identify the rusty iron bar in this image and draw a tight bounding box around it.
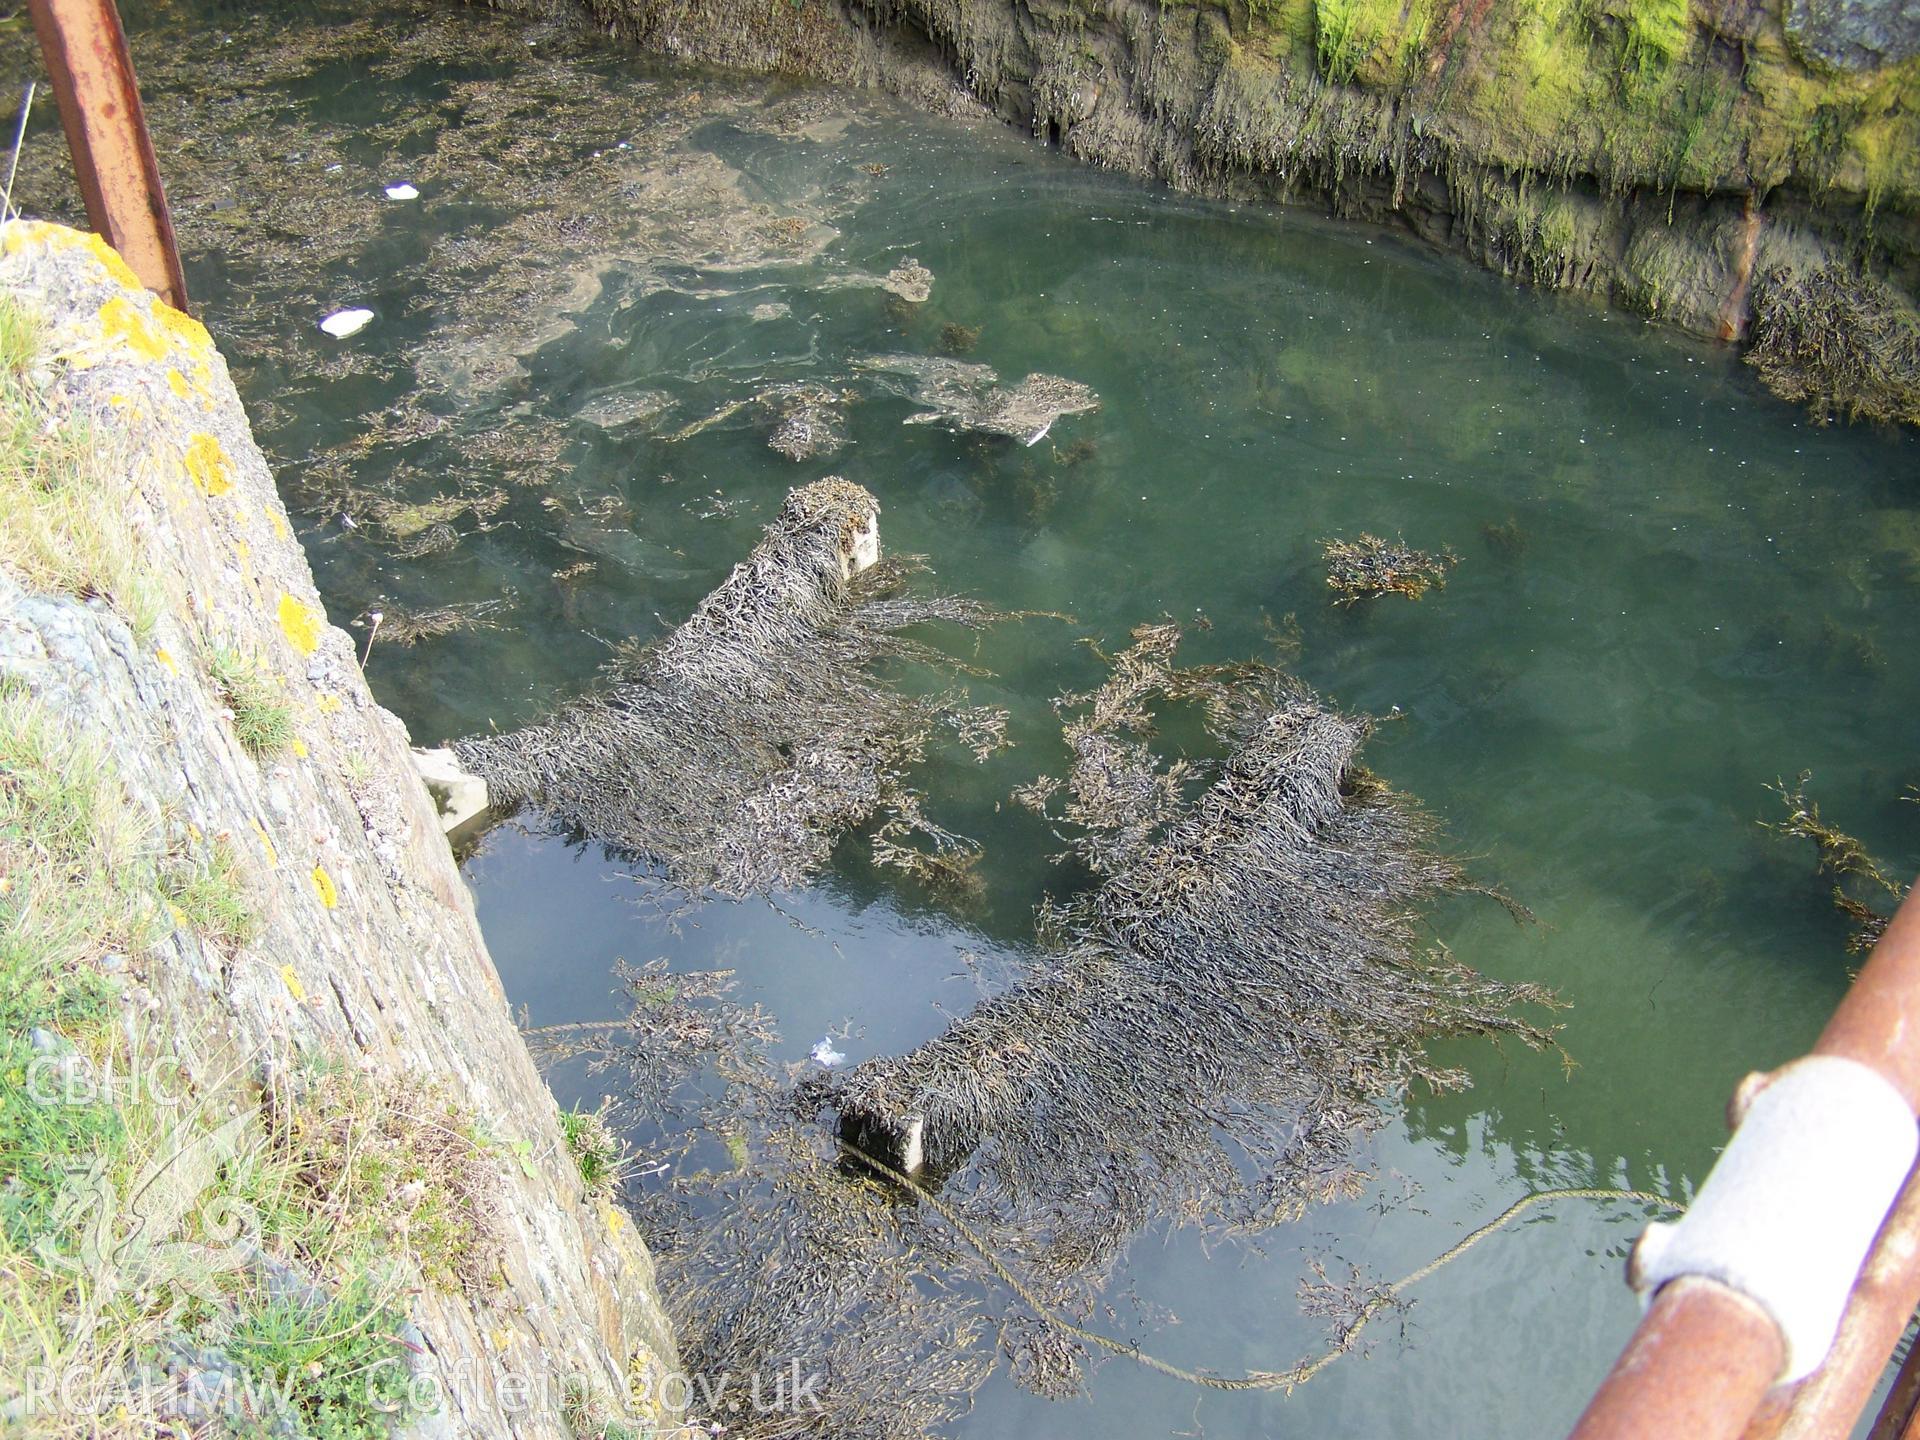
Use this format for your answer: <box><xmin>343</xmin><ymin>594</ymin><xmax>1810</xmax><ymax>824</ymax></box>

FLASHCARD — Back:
<box><xmin>1741</xmin><ymin>1158</ymin><xmax>1920</xmax><ymax>1439</ymax></box>
<box><xmin>26</xmin><ymin>0</ymin><xmax>186</xmax><ymax>308</ymax></box>
<box><xmin>1568</xmin><ymin>883</ymin><xmax>1920</xmax><ymax>1440</ymax></box>
<box><xmin>1569</xmin><ymin>1278</ymin><xmax>1785</xmax><ymax>1440</ymax></box>
<box><xmin>1866</xmin><ymin>1301</ymin><xmax>1920</xmax><ymax>1440</ymax></box>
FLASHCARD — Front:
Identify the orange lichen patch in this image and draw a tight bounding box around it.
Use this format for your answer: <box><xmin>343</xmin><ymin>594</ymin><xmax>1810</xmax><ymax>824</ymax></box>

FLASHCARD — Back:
<box><xmin>250</xmin><ymin>817</ymin><xmax>279</xmax><ymax>866</ymax></box>
<box><xmin>310</xmin><ymin>864</ymin><xmax>338</xmax><ymax>909</ymax></box>
<box><xmin>277</xmin><ymin>592</ymin><xmax>323</xmax><ymax>656</ymax></box>
<box><xmin>183</xmin><ymin>432</ymin><xmax>233</xmax><ymax>497</ymax></box>
<box><xmin>80</xmin><ymin>231</ymin><xmax>144</xmax><ymax>292</ymax></box>
<box><xmin>97</xmin><ymin>295</ymin><xmax>168</xmax><ymax>364</ymax></box>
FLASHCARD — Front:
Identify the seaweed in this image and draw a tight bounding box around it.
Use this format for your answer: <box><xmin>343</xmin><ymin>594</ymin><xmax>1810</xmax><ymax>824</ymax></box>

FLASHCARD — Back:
<box><xmin>1748</xmin><ymin>266</ymin><xmax>1920</xmax><ymax>428</ymax></box>
<box><xmin>1480</xmin><ymin>515</ymin><xmax>1528</xmax><ymax>561</ymax></box>
<box><xmin>355</xmin><ymin>596</ymin><xmax>513</xmax><ymax>649</ymax></box>
<box><xmin>1323</xmin><ymin>532</ymin><xmax>1458</xmax><ymax>603</ymax></box>
<box><xmin>1766</xmin><ymin>773</ymin><xmax>1912</xmax><ymax>954</ymax></box>
<box><xmin>857</xmin><ymin>353</ymin><xmax>1100</xmax><ymax>443</ymax></box>
<box><xmin>939</xmin><ymin>322</ymin><xmax>982</xmax><ymax>354</ymax></box>
<box><xmin>452</xmin><ymin>480</ymin><xmax>1000</xmax><ymax>898</ymax></box>
<box><xmin>546</xmin><ymin>626</ymin><xmax>1554</xmax><ymax>1429</ymax></box>
<box><xmin>830</xmin><ymin>625</ymin><xmax>1552</xmax><ymax>1293</ymax></box>
<box><xmin>529</xmin><ymin>963</ymin><xmax>994</xmax><ymax>1440</ymax></box>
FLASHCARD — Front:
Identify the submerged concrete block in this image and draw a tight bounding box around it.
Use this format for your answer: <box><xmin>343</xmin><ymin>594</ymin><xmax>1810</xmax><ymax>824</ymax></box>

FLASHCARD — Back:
<box><xmin>411</xmin><ymin>746</ymin><xmax>490</xmax><ymax>835</ymax></box>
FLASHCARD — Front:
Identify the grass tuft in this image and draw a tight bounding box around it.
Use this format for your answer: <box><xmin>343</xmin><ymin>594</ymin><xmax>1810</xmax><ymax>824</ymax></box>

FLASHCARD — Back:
<box><xmin>559</xmin><ymin>1101</ymin><xmax>627</xmax><ymax>1198</ymax></box>
<box><xmin>0</xmin><ymin>294</ymin><xmax>161</xmax><ymax>636</ymax></box>
<box><xmin>0</xmin><ymin>293</ymin><xmax>44</xmax><ymax>375</ymax></box>
<box><xmin>261</xmin><ymin>1063</ymin><xmax>505</xmax><ymax>1296</ymax></box>
<box><xmin>162</xmin><ymin>836</ymin><xmax>260</xmax><ymax>950</ymax></box>
<box><xmin>206</xmin><ymin>644</ymin><xmax>294</xmax><ymax>757</ymax></box>
<box><xmin>223</xmin><ymin>1271</ymin><xmax>423</xmax><ymax>1440</ymax></box>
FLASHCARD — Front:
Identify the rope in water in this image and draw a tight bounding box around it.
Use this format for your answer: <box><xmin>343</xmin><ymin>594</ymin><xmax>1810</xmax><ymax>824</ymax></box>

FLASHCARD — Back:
<box><xmin>835</xmin><ymin>1136</ymin><xmax>1680</xmax><ymax>1394</ymax></box>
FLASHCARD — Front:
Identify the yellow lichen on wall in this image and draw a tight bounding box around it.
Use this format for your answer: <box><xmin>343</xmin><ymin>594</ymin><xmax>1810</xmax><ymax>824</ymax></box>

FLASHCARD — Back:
<box><xmin>311</xmin><ymin>864</ymin><xmax>338</xmax><ymax>909</ymax></box>
<box><xmin>277</xmin><ymin>592</ymin><xmax>323</xmax><ymax>655</ymax></box>
<box><xmin>183</xmin><ymin>432</ymin><xmax>234</xmax><ymax>498</ymax></box>
<box><xmin>79</xmin><ymin>230</ymin><xmax>143</xmax><ymax>292</ymax></box>
<box><xmin>97</xmin><ymin>294</ymin><xmax>169</xmax><ymax>365</ymax></box>
<box><xmin>150</xmin><ymin>299</ymin><xmax>214</xmax><ymax>356</ymax></box>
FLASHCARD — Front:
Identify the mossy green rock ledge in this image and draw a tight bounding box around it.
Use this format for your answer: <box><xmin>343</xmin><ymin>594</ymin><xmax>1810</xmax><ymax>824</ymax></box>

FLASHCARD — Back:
<box><xmin>484</xmin><ymin>0</ymin><xmax>1920</xmax><ymax>423</ymax></box>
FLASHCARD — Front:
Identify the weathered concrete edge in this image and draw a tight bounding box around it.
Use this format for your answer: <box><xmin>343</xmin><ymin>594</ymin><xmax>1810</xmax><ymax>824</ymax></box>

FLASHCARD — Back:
<box><xmin>0</xmin><ymin>220</ymin><xmax>682</xmax><ymax>1440</ymax></box>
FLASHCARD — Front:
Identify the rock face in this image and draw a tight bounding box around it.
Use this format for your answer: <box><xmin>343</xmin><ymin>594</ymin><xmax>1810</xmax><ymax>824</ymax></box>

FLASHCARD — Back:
<box><xmin>1789</xmin><ymin>0</ymin><xmax>1920</xmax><ymax>68</ymax></box>
<box><xmin>0</xmin><ymin>222</ymin><xmax>683</xmax><ymax>1439</ymax></box>
<box><xmin>476</xmin><ymin>0</ymin><xmax>1920</xmax><ymax>423</ymax></box>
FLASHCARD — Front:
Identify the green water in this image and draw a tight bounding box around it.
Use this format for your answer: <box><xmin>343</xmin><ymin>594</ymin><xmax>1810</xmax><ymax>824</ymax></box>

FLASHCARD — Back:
<box><xmin>18</xmin><ymin>2</ymin><xmax>1920</xmax><ymax>1431</ymax></box>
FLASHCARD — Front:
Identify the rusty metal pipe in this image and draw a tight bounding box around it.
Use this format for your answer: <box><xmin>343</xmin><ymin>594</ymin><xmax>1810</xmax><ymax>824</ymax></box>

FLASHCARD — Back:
<box><xmin>1569</xmin><ymin>883</ymin><xmax>1920</xmax><ymax>1440</ymax></box>
<box><xmin>1568</xmin><ymin>1277</ymin><xmax>1784</xmax><ymax>1440</ymax></box>
<box><xmin>1740</xmin><ymin>1152</ymin><xmax>1920</xmax><ymax>1438</ymax></box>
<box><xmin>25</xmin><ymin>0</ymin><xmax>186</xmax><ymax>308</ymax></box>
<box><xmin>1813</xmin><ymin>887</ymin><xmax>1920</xmax><ymax>1113</ymax></box>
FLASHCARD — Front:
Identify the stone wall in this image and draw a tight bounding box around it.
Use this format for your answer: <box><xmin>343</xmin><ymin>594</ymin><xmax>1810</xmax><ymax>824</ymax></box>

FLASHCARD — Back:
<box><xmin>0</xmin><ymin>221</ymin><xmax>682</xmax><ymax>1440</ymax></box>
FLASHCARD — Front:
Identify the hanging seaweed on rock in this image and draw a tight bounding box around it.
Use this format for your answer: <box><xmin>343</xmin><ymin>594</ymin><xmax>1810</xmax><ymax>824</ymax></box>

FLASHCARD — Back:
<box><xmin>827</xmin><ymin>623</ymin><xmax>1555</xmax><ymax>1292</ymax></box>
<box><xmin>451</xmin><ymin>479</ymin><xmax>1002</xmax><ymax>898</ymax></box>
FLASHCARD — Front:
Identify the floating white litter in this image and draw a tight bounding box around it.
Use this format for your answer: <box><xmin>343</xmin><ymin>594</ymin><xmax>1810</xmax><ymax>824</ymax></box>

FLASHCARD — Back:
<box><xmin>384</xmin><ymin>183</ymin><xmax>418</xmax><ymax>200</ymax></box>
<box><xmin>811</xmin><ymin>1038</ymin><xmax>847</xmax><ymax>1068</ymax></box>
<box><xmin>319</xmin><ymin>308</ymin><xmax>374</xmax><ymax>339</ymax></box>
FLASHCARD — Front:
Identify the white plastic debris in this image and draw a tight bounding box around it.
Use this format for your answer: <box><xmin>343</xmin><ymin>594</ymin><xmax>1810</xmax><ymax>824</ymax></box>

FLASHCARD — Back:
<box><xmin>319</xmin><ymin>308</ymin><xmax>375</xmax><ymax>339</ymax></box>
<box><xmin>384</xmin><ymin>183</ymin><xmax>419</xmax><ymax>200</ymax></box>
<box><xmin>810</xmin><ymin>1038</ymin><xmax>846</xmax><ymax>1068</ymax></box>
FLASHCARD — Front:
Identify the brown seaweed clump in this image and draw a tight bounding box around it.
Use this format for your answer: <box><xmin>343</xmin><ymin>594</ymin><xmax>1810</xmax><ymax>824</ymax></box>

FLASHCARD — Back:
<box><xmin>1767</xmin><ymin>773</ymin><xmax>1913</xmax><ymax>953</ymax></box>
<box><xmin>829</xmin><ymin>624</ymin><xmax>1553</xmax><ymax>1289</ymax></box>
<box><xmin>556</xmin><ymin>627</ymin><xmax>1552</xmax><ymax>1430</ymax></box>
<box><xmin>1748</xmin><ymin>267</ymin><xmax>1920</xmax><ymax>427</ymax></box>
<box><xmin>532</xmin><ymin>962</ymin><xmax>993</xmax><ymax>1440</ymax></box>
<box><xmin>452</xmin><ymin>479</ymin><xmax>996</xmax><ymax>897</ymax></box>
<box><xmin>1323</xmin><ymin>533</ymin><xmax>1457</xmax><ymax>604</ymax></box>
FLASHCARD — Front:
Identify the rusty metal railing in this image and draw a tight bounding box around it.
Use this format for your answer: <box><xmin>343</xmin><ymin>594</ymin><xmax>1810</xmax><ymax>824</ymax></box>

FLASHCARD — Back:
<box><xmin>1572</xmin><ymin>885</ymin><xmax>1920</xmax><ymax>1440</ymax></box>
<box><xmin>24</xmin><ymin>0</ymin><xmax>186</xmax><ymax>308</ymax></box>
